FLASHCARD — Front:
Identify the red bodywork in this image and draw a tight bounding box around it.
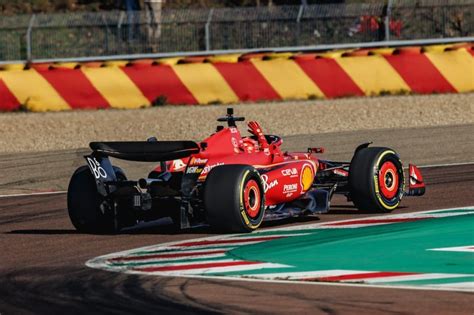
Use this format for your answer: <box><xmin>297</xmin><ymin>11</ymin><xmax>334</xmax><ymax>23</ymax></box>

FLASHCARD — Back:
<box><xmin>76</xmin><ymin>110</ymin><xmax>426</xmax><ymax>234</ymax></box>
<box><xmin>154</xmin><ymin>126</ymin><xmax>318</xmax><ymax>206</ymax></box>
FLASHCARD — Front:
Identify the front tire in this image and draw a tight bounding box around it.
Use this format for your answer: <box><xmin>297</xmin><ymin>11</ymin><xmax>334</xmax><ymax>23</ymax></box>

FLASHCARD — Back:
<box><xmin>204</xmin><ymin>165</ymin><xmax>265</xmax><ymax>233</ymax></box>
<box><xmin>349</xmin><ymin>147</ymin><xmax>405</xmax><ymax>212</ymax></box>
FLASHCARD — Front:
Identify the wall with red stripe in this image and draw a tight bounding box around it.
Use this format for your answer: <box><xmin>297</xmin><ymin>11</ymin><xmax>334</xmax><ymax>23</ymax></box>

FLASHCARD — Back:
<box><xmin>0</xmin><ymin>43</ymin><xmax>472</xmax><ymax>112</ymax></box>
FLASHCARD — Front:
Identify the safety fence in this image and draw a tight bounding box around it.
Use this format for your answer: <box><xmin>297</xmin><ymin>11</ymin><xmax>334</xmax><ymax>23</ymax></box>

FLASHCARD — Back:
<box><xmin>0</xmin><ymin>0</ymin><xmax>473</xmax><ymax>62</ymax></box>
<box><xmin>0</xmin><ymin>43</ymin><xmax>472</xmax><ymax>112</ymax></box>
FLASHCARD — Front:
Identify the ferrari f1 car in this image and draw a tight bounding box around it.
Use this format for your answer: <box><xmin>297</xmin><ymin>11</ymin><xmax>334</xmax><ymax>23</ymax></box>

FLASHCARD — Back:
<box><xmin>67</xmin><ymin>108</ymin><xmax>425</xmax><ymax>233</ymax></box>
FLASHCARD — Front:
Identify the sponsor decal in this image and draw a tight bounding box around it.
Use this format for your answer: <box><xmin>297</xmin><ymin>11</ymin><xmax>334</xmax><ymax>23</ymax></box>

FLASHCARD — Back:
<box><xmin>186</xmin><ymin>166</ymin><xmax>203</xmax><ymax>174</ymax></box>
<box><xmin>374</xmin><ymin>175</ymin><xmax>381</xmax><ymax>200</ymax></box>
<box><xmin>261</xmin><ymin>174</ymin><xmax>278</xmax><ymax>193</ymax></box>
<box><xmin>241</xmin><ymin>210</ymin><xmax>250</xmax><ymax>225</ymax></box>
<box><xmin>300</xmin><ymin>164</ymin><xmax>314</xmax><ymax>191</ymax></box>
<box><xmin>172</xmin><ymin>159</ymin><xmax>187</xmax><ymax>171</ymax></box>
<box><xmin>189</xmin><ymin>157</ymin><xmax>208</xmax><ymax>166</ymax></box>
<box><xmin>201</xmin><ymin>162</ymin><xmax>224</xmax><ymax>175</ymax></box>
<box><xmin>87</xmin><ymin>157</ymin><xmax>107</xmax><ymax>179</ymax></box>
<box><xmin>283</xmin><ymin>183</ymin><xmax>298</xmax><ymax>193</ymax></box>
<box><xmin>281</xmin><ymin>168</ymin><xmax>298</xmax><ymax>177</ymax></box>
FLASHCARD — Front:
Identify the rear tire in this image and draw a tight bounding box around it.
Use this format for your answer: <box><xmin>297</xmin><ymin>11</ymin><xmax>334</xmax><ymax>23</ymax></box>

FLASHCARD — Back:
<box><xmin>67</xmin><ymin>166</ymin><xmax>126</xmax><ymax>233</ymax></box>
<box><xmin>349</xmin><ymin>147</ymin><xmax>404</xmax><ymax>212</ymax></box>
<box><xmin>204</xmin><ymin>165</ymin><xmax>265</xmax><ymax>233</ymax></box>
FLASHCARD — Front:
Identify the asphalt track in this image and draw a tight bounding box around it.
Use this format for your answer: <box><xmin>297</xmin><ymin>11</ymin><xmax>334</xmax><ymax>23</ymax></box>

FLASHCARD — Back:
<box><xmin>1</xmin><ymin>162</ymin><xmax>473</xmax><ymax>315</ymax></box>
<box><xmin>1</xmin><ymin>124</ymin><xmax>474</xmax><ymax>314</ymax></box>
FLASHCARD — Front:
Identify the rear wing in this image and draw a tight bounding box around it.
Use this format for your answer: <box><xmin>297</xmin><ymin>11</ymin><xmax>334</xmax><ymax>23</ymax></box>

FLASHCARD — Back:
<box><xmin>85</xmin><ymin>141</ymin><xmax>200</xmax><ymax>196</ymax></box>
<box><xmin>89</xmin><ymin>141</ymin><xmax>200</xmax><ymax>162</ymax></box>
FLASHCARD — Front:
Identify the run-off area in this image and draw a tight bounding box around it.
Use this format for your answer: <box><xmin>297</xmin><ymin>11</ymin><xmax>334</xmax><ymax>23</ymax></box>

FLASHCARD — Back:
<box><xmin>87</xmin><ymin>207</ymin><xmax>474</xmax><ymax>292</ymax></box>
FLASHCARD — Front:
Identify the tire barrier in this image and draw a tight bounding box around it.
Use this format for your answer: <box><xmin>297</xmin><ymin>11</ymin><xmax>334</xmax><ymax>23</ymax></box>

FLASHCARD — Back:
<box><xmin>0</xmin><ymin>43</ymin><xmax>472</xmax><ymax>112</ymax></box>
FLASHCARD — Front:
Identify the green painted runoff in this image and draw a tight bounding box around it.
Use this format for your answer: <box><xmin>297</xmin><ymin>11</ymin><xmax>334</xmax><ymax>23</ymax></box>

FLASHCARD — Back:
<box><xmin>222</xmin><ymin>212</ymin><xmax>474</xmax><ymax>276</ymax></box>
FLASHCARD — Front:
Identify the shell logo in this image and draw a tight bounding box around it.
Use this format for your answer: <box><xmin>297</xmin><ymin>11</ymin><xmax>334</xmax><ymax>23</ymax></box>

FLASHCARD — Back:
<box><xmin>301</xmin><ymin>164</ymin><xmax>314</xmax><ymax>191</ymax></box>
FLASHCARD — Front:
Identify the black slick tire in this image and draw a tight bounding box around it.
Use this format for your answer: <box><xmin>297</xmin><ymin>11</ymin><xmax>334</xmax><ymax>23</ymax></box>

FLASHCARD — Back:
<box><xmin>349</xmin><ymin>147</ymin><xmax>405</xmax><ymax>213</ymax></box>
<box><xmin>67</xmin><ymin>165</ymin><xmax>125</xmax><ymax>233</ymax></box>
<box><xmin>204</xmin><ymin>165</ymin><xmax>265</xmax><ymax>233</ymax></box>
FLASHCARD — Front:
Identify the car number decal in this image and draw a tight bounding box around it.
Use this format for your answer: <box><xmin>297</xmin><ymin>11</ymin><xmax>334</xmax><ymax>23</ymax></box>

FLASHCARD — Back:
<box><xmin>87</xmin><ymin>157</ymin><xmax>108</xmax><ymax>179</ymax></box>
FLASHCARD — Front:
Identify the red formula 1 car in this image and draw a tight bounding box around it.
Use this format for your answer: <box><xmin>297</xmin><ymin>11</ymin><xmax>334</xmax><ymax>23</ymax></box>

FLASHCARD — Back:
<box><xmin>67</xmin><ymin>108</ymin><xmax>425</xmax><ymax>233</ymax></box>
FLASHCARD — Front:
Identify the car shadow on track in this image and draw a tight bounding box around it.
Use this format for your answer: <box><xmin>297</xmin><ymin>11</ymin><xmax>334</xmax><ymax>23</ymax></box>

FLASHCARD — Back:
<box><xmin>261</xmin><ymin>216</ymin><xmax>321</xmax><ymax>228</ymax></box>
<box><xmin>5</xmin><ymin>205</ymin><xmax>409</xmax><ymax>236</ymax></box>
<box><xmin>5</xmin><ymin>224</ymin><xmax>216</xmax><ymax>236</ymax></box>
<box><xmin>327</xmin><ymin>204</ymin><xmax>408</xmax><ymax>215</ymax></box>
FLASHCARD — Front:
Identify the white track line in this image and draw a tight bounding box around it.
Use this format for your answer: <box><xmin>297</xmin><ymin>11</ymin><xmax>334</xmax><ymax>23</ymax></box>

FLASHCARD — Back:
<box><xmin>427</xmin><ymin>246</ymin><xmax>474</xmax><ymax>253</ymax></box>
<box><xmin>118</xmin><ymin>247</ymin><xmax>234</xmax><ymax>256</ymax></box>
<box><xmin>362</xmin><ymin>273</ymin><xmax>471</xmax><ymax>284</ymax></box>
<box><xmin>242</xmin><ymin>272</ymin><xmax>472</xmax><ymax>285</ymax></box>
<box><xmin>183</xmin><ymin>274</ymin><xmax>474</xmax><ymax>293</ymax></box>
<box><xmin>124</xmin><ymin>247</ymin><xmax>237</xmax><ymax>256</ymax></box>
<box><xmin>130</xmin><ymin>262</ymin><xmax>290</xmax><ymax>276</ymax></box>
<box><xmin>110</xmin><ymin>253</ymin><xmax>228</xmax><ymax>264</ymax></box>
<box><xmin>232</xmin><ymin>270</ymin><xmax>368</xmax><ymax>280</ymax></box>
<box><xmin>418</xmin><ymin>161</ymin><xmax>474</xmax><ymax>168</ymax></box>
<box><xmin>427</xmin><ymin>282</ymin><xmax>474</xmax><ymax>290</ymax></box>
<box><xmin>126</xmin><ymin>258</ymin><xmax>240</xmax><ymax>268</ymax></box>
<box><xmin>0</xmin><ymin>190</ymin><xmax>66</xmax><ymax>198</ymax></box>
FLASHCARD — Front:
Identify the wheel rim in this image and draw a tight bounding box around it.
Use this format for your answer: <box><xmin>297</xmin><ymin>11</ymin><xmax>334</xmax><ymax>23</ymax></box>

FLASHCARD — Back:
<box><xmin>378</xmin><ymin>161</ymin><xmax>399</xmax><ymax>199</ymax></box>
<box><xmin>243</xmin><ymin>179</ymin><xmax>261</xmax><ymax>219</ymax></box>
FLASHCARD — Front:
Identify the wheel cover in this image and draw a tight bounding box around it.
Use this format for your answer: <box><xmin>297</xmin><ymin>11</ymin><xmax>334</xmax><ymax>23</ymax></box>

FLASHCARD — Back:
<box><xmin>243</xmin><ymin>179</ymin><xmax>261</xmax><ymax>219</ymax></box>
<box><xmin>378</xmin><ymin>161</ymin><xmax>399</xmax><ymax>199</ymax></box>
